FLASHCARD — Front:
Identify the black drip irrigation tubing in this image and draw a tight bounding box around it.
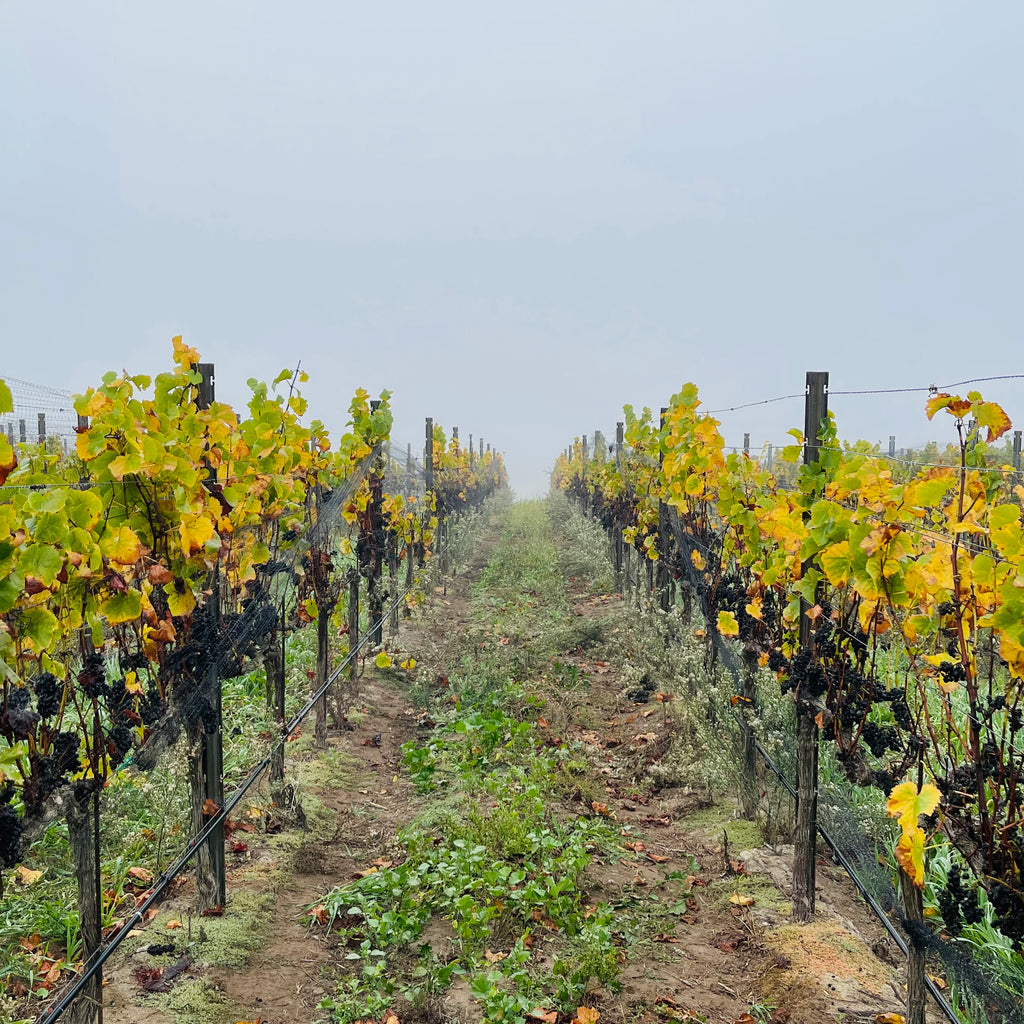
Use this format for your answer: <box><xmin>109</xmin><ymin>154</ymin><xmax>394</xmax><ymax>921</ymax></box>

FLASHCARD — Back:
<box><xmin>749</xmin><ymin>733</ymin><xmax>962</xmax><ymax>1023</ymax></box>
<box><xmin>35</xmin><ymin>533</ymin><xmax>460</xmax><ymax>1024</ymax></box>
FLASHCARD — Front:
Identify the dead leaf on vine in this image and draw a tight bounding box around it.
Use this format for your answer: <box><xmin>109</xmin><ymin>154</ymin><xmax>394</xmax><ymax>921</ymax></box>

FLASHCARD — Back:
<box><xmin>201</xmin><ymin>798</ymin><xmax>220</xmax><ymax>816</ymax></box>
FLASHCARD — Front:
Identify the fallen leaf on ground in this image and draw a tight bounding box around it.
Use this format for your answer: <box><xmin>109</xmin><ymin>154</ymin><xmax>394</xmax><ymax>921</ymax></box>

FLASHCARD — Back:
<box><xmin>527</xmin><ymin>1010</ymin><xmax>557</xmax><ymax>1024</ymax></box>
<box><xmin>15</xmin><ymin>865</ymin><xmax>43</xmax><ymax>885</ymax></box>
<box><xmin>647</xmin><ymin>852</ymin><xmax>669</xmax><ymax>864</ymax></box>
<box><xmin>728</xmin><ymin>894</ymin><xmax>754</xmax><ymax>906</ymax></box>
<box><xmin>652</xmin><ymin>933</ymin><xmax>679</xmax><ymax>943</ymax></box>
<box><xmin>575</xmin><ymin>1009</ymin><xmax>600</xmax><ymax>1024</ymax></box>
<box><xmin>166</xmin><ymin>920</ymin><xmax>181</xmax><ymax>929</ymax></box>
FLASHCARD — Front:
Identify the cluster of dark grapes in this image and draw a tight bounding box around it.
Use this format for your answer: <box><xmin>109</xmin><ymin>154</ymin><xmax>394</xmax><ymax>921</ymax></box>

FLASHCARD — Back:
<box><xmin>987</xmin><ymin>880</ymin><xmax>1024</xmax><ymax>948</ymax></box>
<box><xmin>859</xmin><ymin>720</ymin><xmax>900</xmax><ymax>758</ymax></box>
<box><xmin>780</xmin><ymin>648</ymin><xmax>828</xmax><ymax>702</ymax></box>
<box><xmin>0</xmin><ymin>782</ymin><xmax>21</xmax><ymax>868</ymax></box>
<box><xmin>77</xmin><ymin>651</ymin><xmax>107</xmax><ymax>697</ymax></box>
<box><xmin>1</xmin><ymin>687</ymin><xmax>39</xmax><ymax>741</ymax></box>
<box><xmin>31</xmin><ymin>672</ymin><xmax>64</xmax><ymax>719</ymax></box>
<box><xmin>937</xmin><ymin>864</ymin><xmax>984</xmax><ymax>936</ymax></box>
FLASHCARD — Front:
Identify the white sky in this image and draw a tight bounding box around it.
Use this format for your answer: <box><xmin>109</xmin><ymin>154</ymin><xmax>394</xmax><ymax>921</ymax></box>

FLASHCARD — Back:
<box><xmin>2</xmin><ymin>2</ymin><xmax>1021</xmax><ymax>495</ymax></box>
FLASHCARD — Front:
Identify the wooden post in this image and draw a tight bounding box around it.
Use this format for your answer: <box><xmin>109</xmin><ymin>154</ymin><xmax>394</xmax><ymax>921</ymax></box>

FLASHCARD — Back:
<box><xmin>196</xmin><ymin>363</ymin><xmax>215</xmax><ymax>410</ymax></box>
<box><xmin>615</xmin><ymin>422</ymin><xmax>623</xmax><ymax>469</ymax></box>
<box><xmin>267</xmin><ymin>624</ymin><xmax>286</xmax><ymax>800</ymax></box>
<box><xmin>743</xmin><ymin>432</ymin><xmax>750</xmax><ymax>456</ymax></box>
<box><xmin>740</xmin><ymin>647</ymin><xmax>758</xmax><ymax>820</ymax></box>
<box><xmin>793</xmin><ymin>370</ymin><xmax>828</xmax><ymax>923</ymax></box>
<box><xmin>19</xmin><ymin>419</ymin><xmax>26</xmax><ymax>443</ymax></box>
<box><xmin>889</xmin><ymin>435</ymin><xmax>896</xmax><ymax>458</ymax></box>
<box><xmin>368</xmin><ymin>400</ymin><xmax>384</xmax><ymax>646</ymax></box>
<box><xmin>469</xmin><ymin>434</ymin><xmax>474</xmax><ymax>469</ymax></box>
<box><xmin>1013</xmin><ymin>430</ymin><xmax>1022</xmax><ymax>490</ymax></box>
<box><xmin>193</xmin><ymin>362</ymin><xmax>225</xmax><ymax>908</ymax></box>
<box><xmin>38</xmin><ymin>412</ymin><xmax>46</xmax><ymax>445</ymax></box>
<box><xmin>657</xmin><ymin>408</ymin><xmax>670</xmax><ymax>611</ymax></box>
<box><xmin>347</xmin><ymin>569</ymin><xmax>360</xmax><ymax>680</ymax></box>
<box><xmin>425</xmin><ymin>418</ymin><xmax>434</xmax><ymax>493</ymax></box>
<box><xmin>901</xmin><ymin>870</ymin><xmax>926</xmax><ymax>1024</ymax></box>
<box><xmin>766</xmin><ymin>443</ymin><xmax>773</xmax><ymax>473</ymax></box>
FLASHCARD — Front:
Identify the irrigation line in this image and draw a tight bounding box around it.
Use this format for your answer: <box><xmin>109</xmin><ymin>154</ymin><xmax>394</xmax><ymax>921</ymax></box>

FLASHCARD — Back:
<box><xmin>748</xmin><ymin>733</ymin><xmax>961</xmax><ymax>1023</ymax></box>
<box><xmin>35</xmin><ymin>526</ymin><xmax>462</xmax><ymax>1024</ymax></box>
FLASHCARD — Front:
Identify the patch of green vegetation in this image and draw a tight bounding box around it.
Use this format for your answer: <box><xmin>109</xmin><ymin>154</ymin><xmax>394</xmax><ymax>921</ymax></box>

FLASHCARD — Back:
<box><xmin>154</xmin><ymin>976</ymin><xmax>239</xmax><ymax>1024</ymax></box>
<box><xmin>682</xmin><ymin>803</ymin><xmax>762</xmax><ymax>853</ymax></box>
<box><xmin>707</xmin><ymin>873</ymin><xmax>793</xmax><ymax>915</ymax></box>
<box><xmin>317</xmin><ymin>503</ymin><xmax>624</xmax><ymax>1022</ymax></box>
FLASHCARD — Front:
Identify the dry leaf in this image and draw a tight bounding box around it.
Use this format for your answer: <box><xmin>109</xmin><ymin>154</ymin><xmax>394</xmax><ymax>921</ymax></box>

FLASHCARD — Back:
<box><xmin>728</xmin><ymin>894</ymin><xmax>754</xmax><ymax>906</ymax></box>
<box><xmin>15</xmin><ymin>865</ymin><xmax>43</xmax><ymax>885</ymax></box>
<box><xmin>647</xmin><ymin>852</ymin><xmax>669</xmax><ymax>864</ymax></box>
<box><xmin>575</xmin><ymin>1009</ymin><xmax>600</xmax><ymax>1024</ymax></box>
<box><xmin>875</xmin><ymin>1015</ymin><xmax>905</xmax><ymax>1024</ymax></box>
<box><xmin>528</xmin><ymin>1010</ymin><xmax>557</xmax><ymax>1024</ymax></box>
<box><xmin>166</xmin><ymin>920</ymin><xmax>182</xmax><ymax>929</ymax></box>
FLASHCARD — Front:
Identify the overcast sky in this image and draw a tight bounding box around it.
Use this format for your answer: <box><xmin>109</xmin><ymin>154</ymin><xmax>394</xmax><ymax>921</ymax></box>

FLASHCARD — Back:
<box><xmin>2</xmin><ymin>2</ymin><xmax>1021</xmax><ymax>495</ymax></box>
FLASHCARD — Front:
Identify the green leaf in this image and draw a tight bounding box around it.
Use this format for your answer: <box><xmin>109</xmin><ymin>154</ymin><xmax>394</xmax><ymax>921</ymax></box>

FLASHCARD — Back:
<box><xmin>0</xmin><ymin>740</ymin><xmax>29</xmax><ymax>772</ymax></box>
<box><xmin>19</xmin><ymin>544</ymin><xmax>63</xmax><ymax>586</ymax></box>
<box><xmin>21</xmin><ymin>607</ymin><xmax>58</xmax><ymax>649</ymax></box>
<box><xmin>99</xmin><ymin>589</ymin><xmax>143</xmax><ymax>625</ymax></box>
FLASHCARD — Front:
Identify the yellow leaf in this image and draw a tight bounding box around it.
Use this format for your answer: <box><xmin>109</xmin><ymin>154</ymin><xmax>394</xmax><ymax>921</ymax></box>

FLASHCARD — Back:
<box><xmin>100</xmin><ymin>525</ymin><xmax>142</xmax><ymax>565</ymax></box>
<box><xmin>728</xmin><ymin>893</ymin><xmax>755</xmax><ymax>906</ymax></box>
<box><xmin>375</xmin><ymin>651</ymin><xmax>393</xmax><ymax>669</ymax></box>
<box><xmin>179</xmin><ymin>511</ymin><xmax>216</xmax><ymax>556</ymax></box>
<box><xmin>690</xmin><ymin>549</ymin><xmax>706</xmax><ymax>571</ymax></box>
<box><xmin>895</xmin><ymin>826</ymin><xmax>927</xmax><ymax>888</ymax></box>
<box><xmin>717</xmin><ymin>610</ymin><xmax>739</xmax><ymax>637</ymax></box>
<box><xmin>575</xmin><ymin>1009</ymin><xmax>600</xmax><ymax>1024</ymax></box>
<box><xmin>886</xmin><ymin>781</ymin><xmax>941</xmax><ymax>831</ymax></box>
<box><xmin>15</xmin><ymin>865</ymin><xmax>43</xmax><ymax>885</ymax></box>
<box><xmin>165</xmin><ymin>584</ymin><xmax>197</xmax><ymax>617</ymax></box>
<box><xmin>400</xmin><ymin>658</ymin><xmax>417</xmax><ymax>671</ymax></box>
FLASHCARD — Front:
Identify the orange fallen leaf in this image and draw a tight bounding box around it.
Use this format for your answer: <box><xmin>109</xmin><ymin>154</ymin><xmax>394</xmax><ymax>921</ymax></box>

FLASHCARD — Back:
<box><xmin>166</xmin><ymin>920</ymin><xmax>182</xmax><ymax>929</ymax></box>
<box><xmin>575</xmin><ymin>1009</ymin><xmax>600</xmax><ymax>1024</ymax></box>
<box><xmin>647</xmin><ymin>852</ymin><xmax>669</xmax><ymax>864</ymax></box>
<box><xmin>728</xmin><ymin>894</ymin><xmax>754</xmax><ymax>906</ymax></box>
<box><xmin>528</xmin><ymin>1010</ymin><xmax>557</xmax><ymax>1024</ymax></box>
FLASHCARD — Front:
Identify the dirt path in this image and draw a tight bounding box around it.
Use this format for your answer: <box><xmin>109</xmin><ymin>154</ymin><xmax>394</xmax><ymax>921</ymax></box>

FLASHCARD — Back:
<box><xmin>99</xmin><ymin>520</ymin><xmax>502</xmax><ymax>1024</ymax></box>
<box><xmin>97</xmin><ymin>505</ymin><xmax>929</xmax><ymax>1024</ymax></box>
